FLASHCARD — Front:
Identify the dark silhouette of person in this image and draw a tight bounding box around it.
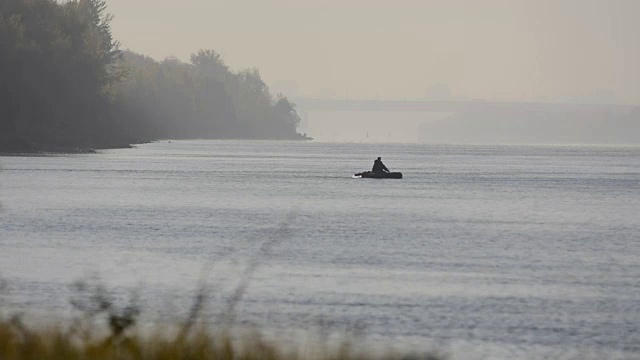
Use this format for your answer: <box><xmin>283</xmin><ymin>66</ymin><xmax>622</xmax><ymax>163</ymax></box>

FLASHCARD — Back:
<box><xmin>372</xmin><ymin>157</ymin><xmax>390</xmax><ymax>173</ymax></box>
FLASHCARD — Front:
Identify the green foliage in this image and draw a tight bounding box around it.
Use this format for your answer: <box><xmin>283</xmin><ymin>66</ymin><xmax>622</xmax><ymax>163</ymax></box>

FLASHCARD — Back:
<box><xmin>0</xmin><ymin>0</ymin><xmax>123</xmax><ymax>150</ymax></box>
<box><xmin>0</xmin><ymin>0</ymin><xmax>304</xmax><ymax>152</ymax></box>
<box><xmin>115</xmin><ymin>49</ymin><xmax>304</xmax><ymax>141</ymax></box>
<box><xmin>191</xmin><ymin>49</ymin><xmax>229</xmax><ymax>82</ymax></box>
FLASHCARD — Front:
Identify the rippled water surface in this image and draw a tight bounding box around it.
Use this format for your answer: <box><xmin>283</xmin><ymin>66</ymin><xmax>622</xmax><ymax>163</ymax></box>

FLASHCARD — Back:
<box><xmin>1</xmin><ymin>140</ymin><xmax>639</xmax><ymax>359</ymax></box>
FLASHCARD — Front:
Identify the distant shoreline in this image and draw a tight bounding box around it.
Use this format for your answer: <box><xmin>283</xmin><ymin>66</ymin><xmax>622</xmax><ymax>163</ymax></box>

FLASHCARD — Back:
<box><xmin>0</xmin><ymin>135</ymin><xmax>313</xmax><ymax>155</ymax></box>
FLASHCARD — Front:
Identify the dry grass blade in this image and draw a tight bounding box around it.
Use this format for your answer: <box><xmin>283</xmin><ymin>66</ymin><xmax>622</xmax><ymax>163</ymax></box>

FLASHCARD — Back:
<box><xmin>220</xmin><ymin>211</ymin><xmax>297</xmax><ymax>328</ymax></box>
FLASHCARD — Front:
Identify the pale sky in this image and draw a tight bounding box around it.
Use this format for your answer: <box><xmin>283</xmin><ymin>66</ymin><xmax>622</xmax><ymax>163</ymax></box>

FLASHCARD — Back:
<box><xmin>106</xmin><ymin>0</ymin><xmax>640</xmax><ymax>104</ymax></box>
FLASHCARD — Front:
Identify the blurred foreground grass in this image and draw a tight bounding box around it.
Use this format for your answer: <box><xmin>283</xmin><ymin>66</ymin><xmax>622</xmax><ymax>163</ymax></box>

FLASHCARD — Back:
<box><xmin>0</xmin><ymin>317</ymin><xmax>443</xmax><ymax>360</ymax></box>
<box><xmin>0</xmin><ymin>280</ymin><xmax>444</xmax><ymax>360</ymax></box>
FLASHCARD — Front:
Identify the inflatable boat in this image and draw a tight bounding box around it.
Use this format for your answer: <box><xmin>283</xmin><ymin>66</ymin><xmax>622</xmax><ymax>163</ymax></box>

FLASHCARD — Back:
<box><xmin>354</xmin><ymin>171</ymin><xmax>403</xmax><ymax>179</ymax></box>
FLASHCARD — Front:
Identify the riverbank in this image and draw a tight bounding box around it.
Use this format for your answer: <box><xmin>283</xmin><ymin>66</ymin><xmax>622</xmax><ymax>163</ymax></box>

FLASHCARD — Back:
<box><xmin>0</xmin><ymin>134</ymin><xmax>312</xmax><ymax>155</ymax></box>
<box><xmin>0</xmin><ymin>317</ymin><xmax>441</xmax><ymax>360</ymax></box>
<box><xmin>0</xmin><ymin>134</ymin><xmax>142</xmax><ymax>154</ymax></box>
<box><xmin>0</xmin><ymin>278</ymin><xmax>441</xmax><ymax>360</ymax></box>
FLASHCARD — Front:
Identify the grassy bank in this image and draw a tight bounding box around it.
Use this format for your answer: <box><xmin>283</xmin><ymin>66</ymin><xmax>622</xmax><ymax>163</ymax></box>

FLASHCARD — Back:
<box><xmin>0</xmin><ymin>279</ymin><xmax>443</xmax><ymax>360</ymax></box>
<box><xmin>0</xmin><ymin>317</ymin><xmax>443</xmax><ymax>360</ymax></box>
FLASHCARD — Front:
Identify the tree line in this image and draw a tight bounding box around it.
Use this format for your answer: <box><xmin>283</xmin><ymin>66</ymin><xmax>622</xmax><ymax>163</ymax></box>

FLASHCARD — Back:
<box><xmin>0</xmin><ymin>0</ymin><xmax>305</xmax><ymax>152</ymax></box>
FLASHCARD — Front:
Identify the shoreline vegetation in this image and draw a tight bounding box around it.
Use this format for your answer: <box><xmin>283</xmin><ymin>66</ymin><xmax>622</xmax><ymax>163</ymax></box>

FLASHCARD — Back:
<box><xmin>0</xmin><ymin>277</ymin><xmax>444</xmax><ymax>360</ymax></box>
<box><xmin>0</xmin><ymin>318</ymin><xmax>442</xmax><ymax>360</ymax></box>
<box><xmin>0</xmin><ymin>0</ymin><xmax>310</xmax><ymax>154</ymax></box>
<box><xmin>0</xmin><ymin>313</ymin><xmax>442</xmax><ymax>360</ymax></box>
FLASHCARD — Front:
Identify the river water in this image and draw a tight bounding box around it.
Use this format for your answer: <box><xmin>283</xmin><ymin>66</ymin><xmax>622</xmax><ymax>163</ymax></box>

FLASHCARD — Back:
<box><xmin>1</xmin><ymin>140</ymin><xmax>639</xmax><ymax>359</ymax></box>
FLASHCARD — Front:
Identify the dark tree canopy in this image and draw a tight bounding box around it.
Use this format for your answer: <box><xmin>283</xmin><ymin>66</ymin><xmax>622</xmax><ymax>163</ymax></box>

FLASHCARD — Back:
<box><xmin>0</xmin><ymin>0</ymin><xmax>306</xmax><ymax>152</ymax></box>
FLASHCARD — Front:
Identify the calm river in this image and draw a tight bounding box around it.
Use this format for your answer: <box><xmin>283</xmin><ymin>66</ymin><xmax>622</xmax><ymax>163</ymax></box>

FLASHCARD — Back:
<box><xmin>1</xmin><ymin>140</ymin><xmax>639</xmax><ymax>359</ymax></box>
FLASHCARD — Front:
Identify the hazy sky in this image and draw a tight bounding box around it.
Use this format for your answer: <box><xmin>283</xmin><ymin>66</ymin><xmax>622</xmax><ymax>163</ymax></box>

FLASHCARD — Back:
<box><xmin>106</xmin><ymin>0</ymin><xmax>640</xmax><ymax>104</ymax></box>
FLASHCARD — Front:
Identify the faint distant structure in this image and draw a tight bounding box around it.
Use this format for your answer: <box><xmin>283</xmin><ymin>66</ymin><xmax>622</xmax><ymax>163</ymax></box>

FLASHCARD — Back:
<box><xmin>425</xmin><ymin>83</ymin><xmax>453</xmax><ymax>101</ymax></box>
<box><xmin>317</xmin><ymin>88</ymin><xmax>338</xmax><ymax>99</ymax></box>
<box><xmin>568</xmin><ymin>88</ymin><xmax>617</xmax><ymax>104</ymax></box>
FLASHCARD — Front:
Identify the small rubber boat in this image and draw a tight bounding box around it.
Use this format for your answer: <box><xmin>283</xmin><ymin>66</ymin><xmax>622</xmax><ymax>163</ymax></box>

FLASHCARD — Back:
<box><xmin>354</xmin><ymin>171</ymin><xmax>403</xmax><ymax>179</ymax></box>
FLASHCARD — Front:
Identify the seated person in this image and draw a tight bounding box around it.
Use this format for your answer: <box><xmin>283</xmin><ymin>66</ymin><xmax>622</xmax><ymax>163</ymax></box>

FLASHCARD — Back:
<box><xmin>372</xmin><ymin>157</ymin><xmax>390</xmax><ymax>173</ymax></box>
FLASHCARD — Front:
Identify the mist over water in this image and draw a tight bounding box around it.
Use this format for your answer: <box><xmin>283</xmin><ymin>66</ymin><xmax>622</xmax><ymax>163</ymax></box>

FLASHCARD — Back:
<box><xmin>1</xmin><ymin>140</ymin><xmax>639</xmax><ymax>359</ymax></box>
<box><xmin>305</xmin><ymin>111</ymin><xmax>445</xmax><ymax>143</ymax></box>
<box><xmin>302</xmin><ymin>109</ymin><xmax>640</xmax><ymax>144</ymax></box>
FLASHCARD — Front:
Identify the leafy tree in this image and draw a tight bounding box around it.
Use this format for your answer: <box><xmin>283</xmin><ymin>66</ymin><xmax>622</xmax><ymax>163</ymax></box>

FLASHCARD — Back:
<box><xmin>0</xmin><ymin>0</ymin><xmax>304</xmax><ymax>152</ymax></box>
<box><xmin>274</xmin><ymin>94</ymin><xmax>302</xmax><ymax>129</ymax></box>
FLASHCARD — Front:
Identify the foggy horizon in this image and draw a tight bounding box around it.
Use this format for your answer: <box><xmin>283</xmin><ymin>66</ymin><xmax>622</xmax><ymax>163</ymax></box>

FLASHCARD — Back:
<box><xmin>106</xmin><ymin>0</ymin><xmax>640</xmax><ymax>105</ymax></box>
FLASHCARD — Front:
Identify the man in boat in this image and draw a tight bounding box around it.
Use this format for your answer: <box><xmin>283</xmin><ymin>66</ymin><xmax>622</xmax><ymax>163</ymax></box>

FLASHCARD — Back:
<box><xmin>372</xmin><ymin>157</ymin><xmax>390</xmax><ymax>174</ymax></box>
